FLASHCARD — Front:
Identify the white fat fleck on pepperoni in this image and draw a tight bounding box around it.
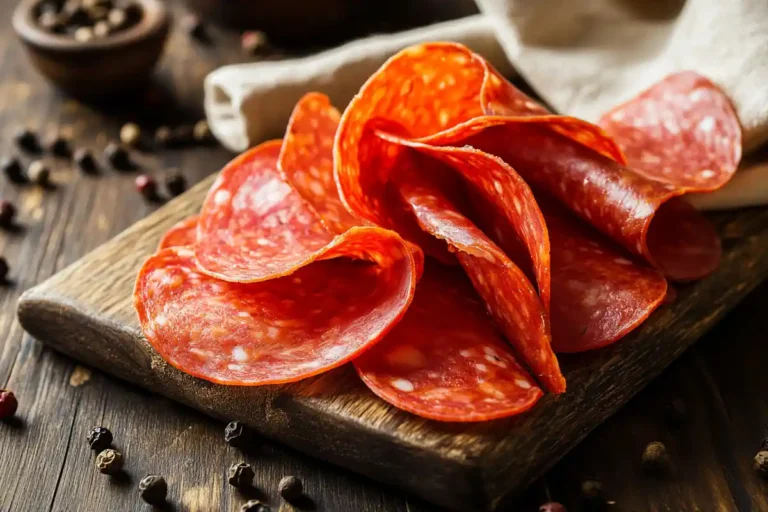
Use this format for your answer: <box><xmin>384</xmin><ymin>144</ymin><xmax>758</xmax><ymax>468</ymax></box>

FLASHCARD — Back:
<box><xmin>475</xmin><ymin>363</ymin><xmax>488</xmax><ymax>372</ymax></box>
<box><xmin>524</xmin><ymin>101</ymin><xmax>539</xmax><ymax>110</ymax></box>
<box><xmin>438</xmin><ymin>110</ymin><xmax>451</xmax><ymax>127</ymax></box>
<box><xmin>614</xmin><ymin>257</ymin><xmax>632</xmax><ymax>265</ymax></box>
<box><xmin>459</xmin><ymin>349</ymin><xmax>471</xmax><ymax>358</ymax></box>
<box><xmin>483</xmin><ymin>346</ymin><xmax>498</xmax><ymax>357</ymax></box>
<box><xmin>232</xmin><ymin>346</ymin><xmax>248</xmax><ymax>362</ymax></box>
<box><xmin>391</xmin><ymin>378</ymin><xmax>415</xmax><ymax>392</ymax></box>
<box><xmin>513</xmin><ymin>197</ymin><xmax>522</xmax><ymax>214</ymax></box>
<box><xmin>154</xmin><ymin>314</ymin><xmax>167</xmax><ymax>326</ymax></box>
<box><xmin>485</xmin><ymin>354</ymin><xmax>508</xmax><ymax>368</ymax></box>
<box><xmin>176</xmin><ymin>248</ymin><xmax>194</xmax><ymax>259</ymax></box>
<box><xmin>700</xmin><ymin>169</ymin><xmax>716</xmax><ymax>179</ymax></box>
<box><xmin>698</xmin><ymin>116</ymin><xmax>715</xmax><ymax>133</ymax></box>
<box><xmin>515</xmin><ymin>379</ymin><xmax>532</xmax><ymax>389</ymax></box>
<box><xmin>493</xmin><ymin>180</ymin><xmax>503</xmax><ymax>194</ymax></box>
<box><xmin>189</xmin><ymin>348</ymin><xmax>214</xmax><ymax>358</ymax></box>
<box><xmin>610</xmin><ymin>110</ymin><xmax>625</xmax><ymax>121</ymax></box>
<box><xmin>322</xmin><ymin>344</ymin><xmax>347</xmax><ymax>361</ymax></box>
<box><xmin>227</xmin><ymin>364</ymin><xmax>245</xmax><ymax>371</ymax></box>
<box><xmin>213</xmin><ymin>189</ymin><xmax>231</xmax><ymax>206</ymax></box>
<box><xmin>309</xmin><ymin>180</ymin><xmax>324</xmax><ymax>196</ymax></box>
<box><xmin>237</xmin><ymin>311</ymin><xmax>251</xmax><ymax>318</ymax></box>
<box><xmin>689</xmin><ymin>89</ymin><xmax>706</xmax><ymax>102</ymax></box>
<box><xmin>253</xmin><ymin>179</ymin><xmax>291</xmax><ymax>213</ymax></box>
<box><xmin>267</xmin><ymin>326</ymin><xmax>280</xmax><ymax>339</ymax></box>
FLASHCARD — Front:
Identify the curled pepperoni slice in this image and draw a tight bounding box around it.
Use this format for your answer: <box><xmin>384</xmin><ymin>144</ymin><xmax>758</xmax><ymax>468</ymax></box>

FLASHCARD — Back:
<box><xmin>355</xmin><ymin>264</ymin><xmax>542</xmax><ymax>422</ymax></box>
<box><xmin>135</xmin><ymin>242</ymin><xmax>415</xmax><ymax>385</ymax></box>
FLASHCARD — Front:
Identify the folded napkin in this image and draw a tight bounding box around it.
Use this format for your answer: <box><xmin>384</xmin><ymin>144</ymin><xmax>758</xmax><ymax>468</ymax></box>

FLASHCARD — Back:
<box><xmin>205</xmin><ymin>0</ymin><xmax>768</xmax><ymax>210</ymax></box>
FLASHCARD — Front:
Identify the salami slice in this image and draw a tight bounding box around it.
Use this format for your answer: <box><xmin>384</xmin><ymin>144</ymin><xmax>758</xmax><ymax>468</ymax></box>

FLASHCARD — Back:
<box><xmin>135</xmin><ymin>243</ymin><xmax>415</xmax><ymax>385</ymax></box>
<box><xmin>599</xmin><ymin>71</ymin><xmax>741</xmax><ymax>192</ymax></box>
<box><xmin>158</xmin><ymin>215</ymin><xmax>198</xmax><ymax>250</ymax></box>
<box><xmin>354</xmin><ymin>264</ymin><xmax>542</xmax><ymax>422</ymax></box>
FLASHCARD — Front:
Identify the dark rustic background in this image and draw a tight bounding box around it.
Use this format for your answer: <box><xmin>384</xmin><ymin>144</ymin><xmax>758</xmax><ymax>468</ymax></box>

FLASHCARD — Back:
<box><xmin>1</xmin><ymin>1</ymin><xmax>768</xmax><ymax>511</ymax></box>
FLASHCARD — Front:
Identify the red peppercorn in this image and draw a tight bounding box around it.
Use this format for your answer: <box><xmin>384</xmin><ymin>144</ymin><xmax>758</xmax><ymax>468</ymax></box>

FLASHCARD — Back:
<box><xmin>135</xmin><ymin>175</ymin><xmax>157</xmax><ymax>200</ymax></box>
<box><xmin>0</xmin><ymin>389</ymin><xmax>18</xmax><ymax>419</ymax></box>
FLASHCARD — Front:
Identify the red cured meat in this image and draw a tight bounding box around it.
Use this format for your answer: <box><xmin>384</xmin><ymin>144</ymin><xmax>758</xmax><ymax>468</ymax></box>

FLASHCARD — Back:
<box><xmin>355</xmin><ymin>264</ymin><xmax>542</xmax><ymax>422</ymax></box>
<box><xmin>599</xmin><ymin>71</ymin><xmax>741</xmax><ymax>192</ymax></box>
<box><xmin>135</xmin><ymin>244</ymin><xmax>415</xmax><ymax>385</ymax></box>
<box><xmin>158</xmin><ymin>215</ymin><xmax>198</xmax><ymax>250</ymax></box>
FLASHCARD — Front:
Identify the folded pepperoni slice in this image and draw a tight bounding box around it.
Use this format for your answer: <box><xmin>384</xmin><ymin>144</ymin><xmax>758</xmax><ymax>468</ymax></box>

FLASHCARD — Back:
<box><xmin>354</xmin><ymin>264</ymin><xmax>542</xmax><ymax>422</ymax></box>
<box><xmin>135</xmin><ymin>243</ymin><xmax>415</xmax><ymax>385</ymax></box>
<box><xmin>158</xmin><ymin>215</ymin><xmax>198</xmax><ymax>250</ymax></box>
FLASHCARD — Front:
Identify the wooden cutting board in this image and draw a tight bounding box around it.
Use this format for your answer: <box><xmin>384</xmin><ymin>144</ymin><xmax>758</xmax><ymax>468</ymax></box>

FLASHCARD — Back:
<box><xmin>16</xmin><ymin>174</ymin><xmax>768</xmax><ymax>511</ymax></box>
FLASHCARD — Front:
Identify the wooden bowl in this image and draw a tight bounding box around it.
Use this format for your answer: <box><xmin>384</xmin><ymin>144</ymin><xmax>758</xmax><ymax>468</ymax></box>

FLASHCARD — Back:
<box><xmin>12</xmin><ymin>0</ymin><xmax>171</xmax><ymax>99</ymax></box>
<box><xmin>183</xmin><ymin>0</ymin><xmax>352</xmax><ymax>41</ymax></box>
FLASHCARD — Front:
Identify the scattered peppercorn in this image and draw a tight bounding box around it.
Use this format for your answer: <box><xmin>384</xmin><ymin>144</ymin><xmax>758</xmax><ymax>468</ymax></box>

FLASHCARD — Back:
<box><xmin>74</xmin><ymin>148</ymin><xmax>98</xmax><ymax>174</ymax></box>
<box><xmin>154</xmin><ymin>126</ymin><xmax>172</xmax><ymax>148</ymax></box>
<box><xmin>38</xmin><ymin>10</ymin><xmax>63</xmax><ymax>32</ymax></box>
<box><xmin>28</xmin><ymin>160</ymin><xmax>51</xmax><ymax>187</ymax></box>
<box><xmin>183</xmin><ymin>14</ymin><xmax>207</xmax><ymax>41</ymax></box>
<box><xmin>224</xmin><ymin>421</ymin><xmax>251</xmax><ymax>449</ymax></box>
<box><xmin>74</xmin><ymin>26</ymin><xmax>95</xmax><ymax>42</ymax></box>
<box><xmin>539</xmin><ymin>503</ymin><xmax>567</xmax><ymax>512</ymax></box>
<box><xmin>0</xmin><ymin>257</ymin><xmax>9</xmax><ymax>283</ymax></box>
<box><xmin>15</xmin><ymin>128</ymin><xmax>40</xmax><ymax>153</ymax></box>
<box><xmin>278</xmin><ymin>475</ymin><xmax>303</xmax><ymax>503</ymax></box>
<box><xmin>2</xmin><ymin>157</ymin><xmax>26</xmax><ymax>183</ymax></box>
<box><xmin>165</xmin><ymin>172</ymin><xmax>187</xmax><ymax>197</ymax></box>
<box><xmin>228</xmin><ymin>462</ymin><xmax>255</xmax><ymax>489</ymax></box>
<box><xmin>87</xmin><ymin>426</ymin><xmax>113</xmax><ymax>451</ymax></box>
<box><xmin>0</xmin><ymin>389</ymin><xmax>18</xmax><ymax>419</ymax></box>
<box><xmin>241</xmin><ymin>31</ymin><xmax>268</xmax><ymax>55</ymax></box>
<box><xmin>580</xmin><ymin>479</ymin><xmax>604</xmax><ymax>508</ymax></box>
<box><xmin>754</xmin><ymin>451</ymin><xmax>768</xmax><ymax>477</ymax></box>
<box><xmin>96</xmin><ymin>448</ymin><xmax>124</xmax><ymax>475</ymax></box>
<box><xmin>193</xmin><ymin>120</ymin><xmax>213</xmax><ymax>144</ymax></box>
<box><xmin>120</xmin><ymin>122</ymin><xmax>142</xmax><ymax>148</ymax></box>
<box><xmin>93</xmin><ymin>20</ymin><xmax>110</xmax><ymax>37</ymax></box>
<box><xmin>38</xmin><ymin>0</ymin><xmax>141</xmax><ymax>38</ymax></box>
<box><xmin>0</xmin><ymin>200</ymin><xmax>17</xmax><ymax>228</ymax></box>
<box><xmin>105</xmin><ymin>142</ymin><xmax>132</xmax><ymax>170</ymax></box>
<box><xmin>139</xmin><ymin>474</ymin><xmax>168</xmax><ymax>505</ymax></box>
<box><xmin>642</xmin><ymin>441</ymin><xmax>671</xmax><ymax>476</ymax></box>
<box><xmin>664</xmin><ymin>398</ymin><xmax>687</xmax><ymax>425</ymax></box>
<box><xmin>49</xmin><ymin>135</ymin><xmax>72</xmax><ymax>158</ymax></box>
<box><xmin>107</xmin><ymin>8</ymin><xmax>126</xmax><ymax>29</ymax></box>
<box><xmin>135</xmin><ymin>174</ymin><xmax>157</xmax><ymax>200</ymax></box>
<box><xmin>240</xmin><ymin>500</ymin><xmax>270</xmax><ymax>512</ymax></box>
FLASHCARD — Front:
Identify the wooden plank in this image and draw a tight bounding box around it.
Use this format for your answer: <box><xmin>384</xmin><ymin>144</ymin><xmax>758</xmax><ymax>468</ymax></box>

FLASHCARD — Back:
<box><xmin>16</xmin><ymin>160</ymin><xmax>768</xmax><ymax>510</ymax></box>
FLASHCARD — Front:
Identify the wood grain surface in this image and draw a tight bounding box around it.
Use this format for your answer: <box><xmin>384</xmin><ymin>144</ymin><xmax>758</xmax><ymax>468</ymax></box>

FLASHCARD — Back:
<box><xmin>2</xmin><ymin>1</ymin><xmax>768</xmax><ymax>511</ymax></box>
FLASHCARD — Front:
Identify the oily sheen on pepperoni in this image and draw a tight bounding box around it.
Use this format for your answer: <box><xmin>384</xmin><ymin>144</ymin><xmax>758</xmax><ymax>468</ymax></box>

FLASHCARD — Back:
<box><xmin>135</xmin><ymin>245</ymin><xmax>414</xmax><ymax>385</ymax></box>
<box><xmin>354</xmin><ymin>264</ymin><xmax>542</xmax><ymax>422</ymax></box>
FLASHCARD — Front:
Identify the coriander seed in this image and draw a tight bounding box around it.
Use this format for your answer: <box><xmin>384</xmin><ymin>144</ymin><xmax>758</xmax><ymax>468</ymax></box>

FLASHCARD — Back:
<box><xmin>642</xmin><ymin>441</ymin><xmax>671</xmax><ymax>476</ymax></box>
<box><xmin>228</xmin><ymin>462</ymin><xmax>254</xmax><ymax>489</ymax></box>
<box><xmin>87</xmin><ymin>426</ymin><xmax>113</xmax><ymax>451</ymax></box>
<box><xmin>278</xmin><ymin>475</ymin><xmax>303</xmax><ymax>502</ymax></box>
<box><xmin>120</xmin><ymin>122</ymin><xmax>142</xmax><ymax>148</ymax></box>
<box><xmin>96</xmin><ymin>448</ymin><xmax>123</xmax><ymax>475</ymax></box>
<box><xmin>74</xmin><ymin>27</ymin><xmax>94</xmax><ymax>43</ymax></box>
<box><xmin>139</xmin><ymin>474</ymin><xmax>168</xmax><ymax>505</ymax></box>
<box><xmin>0</xmin><ymin>389</ymin><xmax>18</xmax><ymax>419</ymax></box>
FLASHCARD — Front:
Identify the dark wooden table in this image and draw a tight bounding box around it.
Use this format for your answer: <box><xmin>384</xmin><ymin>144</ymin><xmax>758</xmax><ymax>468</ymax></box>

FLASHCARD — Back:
<box><xmin>1</xmin><ymin>2</ymin><xmax>768</xmax><ymax>511</ymax></box>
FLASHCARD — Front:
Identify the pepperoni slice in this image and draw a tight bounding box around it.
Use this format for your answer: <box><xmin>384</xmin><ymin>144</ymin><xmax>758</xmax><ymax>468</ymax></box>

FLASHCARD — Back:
<box><xmin>354</xmin><ymin>264</ymin><xmax>543</xmax><ymax>422</ymax></box>
<box><xmin>135</xmin><ymin>243</ymin><xmax>415</xmax><ymax>385</ymax></box>
<box><xmin>158</xmin><ymin>215</ymin><xmax>198</xmax><ymax>250</ymax></box>
<box><xmin>599</xmin><ymin>71</ymin><xmax>742</xmax><ymax>192</ymax></box>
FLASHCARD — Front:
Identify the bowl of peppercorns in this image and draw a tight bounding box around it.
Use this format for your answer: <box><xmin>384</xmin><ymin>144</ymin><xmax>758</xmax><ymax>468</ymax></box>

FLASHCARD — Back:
<box><xmin>12</xmin><ymin>0</ymin><xmax>170</xmax><ymax>99</ymax></box>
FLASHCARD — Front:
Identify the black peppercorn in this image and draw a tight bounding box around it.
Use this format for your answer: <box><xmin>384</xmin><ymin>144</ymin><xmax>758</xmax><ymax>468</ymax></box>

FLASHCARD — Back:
<box><xmin>240</xmin><ymin>500</ymin><xmax>270</xmax><ymax>512</ymax></box>
<box><xmin>15</xmin><ymin>128</ymin><xmax>40</xmax><ymax>153</ymax></box>
<box><xmin>49</xmin><ymin>135</ymin><xmax>72</xmax><ymax>157</ymax></box>
<box><xmin>87</xmin><ymin>426</ymin><xmax>113</xmax><ymax>451</ymax></box>
<box><xmin>642</xmin><ymin>441</ymin><xmax>671</xmax><ymax>476</ymax></box>
<box><xmin>120</xmin><ymin>122</ymin><xmax>142</xmax><ymax>148</ymax></box>
<box><xmin>135</xmin><ymin>175</ymin><xmax>157</xmax><ymax>200</ymax></box>
<box><xmin>28</xmin><ymin>160</ymin><xmax>51</xmax><ymax>187</ymax></box>
<box><xmin>2</xmin><ymin>157</ymin><xmax>26</xmax><ymax>184</ymax></box>
<box><xmin>228</xmin><ymin>462</ymin><xmax>255</xmax><ymax>489</ymax></box>
<box><xmin>0</xmin><ymin>257</ymin><xmax>9</xmax><ymax>283</ymax></box>
<box><xmin>224</xmin><ymin>421</ymin><xmax>251</xmax><ymax>449</ymax></box>
<box><xmin>105</xmin><ymin>142</ymin><xmax>132</xmax><ymax>170</ymax></box>
<box><xmin>755</xmin><ymin>451</ymin><xmax>768</xmax><ymax>477</ymax></box>
<box><xmin>74</xmin><ymin>148</ymin><xmax>97</xmax><ymax>174</ymax></box>
<box><xmin>278</xmin><ymin>475</ymin><xmax>303</xmax><ymax>502</ymax></box>
<box><xmin>96</xmin><ymin>448</ymin><xmax>123</xmax><ymax>475</ymax></box>
<box><xmin>154</xmin><ymin>126</ymin><xmax>172</xmax><ymax>148</ymax></box>
<box><xmin>183</xmin><ymin>14</ymin><xmax>207</xmax><ymax>41</ymax></box>
<box><xmin>0</xmin><ymin>200</ymin><xmax>17</xmax><ymax>228</ymax></box>
<box><xmin>0</xmin><ymin>389</ymin><xmax>18</xmax><ymax>419</ymax></box>
<box><xmin>139</xmin><ymin>474</ymin><xmax>168</xmax><ymax>505</ymax></box>
<box><xmin>165</xmin><ymin>173</ymin><xmax>187</xmax><ymax>197</ymax></box>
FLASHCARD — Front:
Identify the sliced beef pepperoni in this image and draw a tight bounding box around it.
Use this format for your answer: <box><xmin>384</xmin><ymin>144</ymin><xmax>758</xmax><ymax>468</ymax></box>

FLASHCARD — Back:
<box><xmin>354</xmin><ymin>264</ymin><xmax>542</xmax><ymax>422</ymax></box>
<box><xmin>158</xmin><ymin>215</ymin><xmax>198</xmax><ymax>250</ymax></box>
<box><xmin>135</xmin><ymin>243</ymin><xmax>415</xmax><ymax>386</ymax></box>
<box><xmin>599</xmin><ymin>71</ymin><xmax>742</xmax><ymax>191</ymax></box>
